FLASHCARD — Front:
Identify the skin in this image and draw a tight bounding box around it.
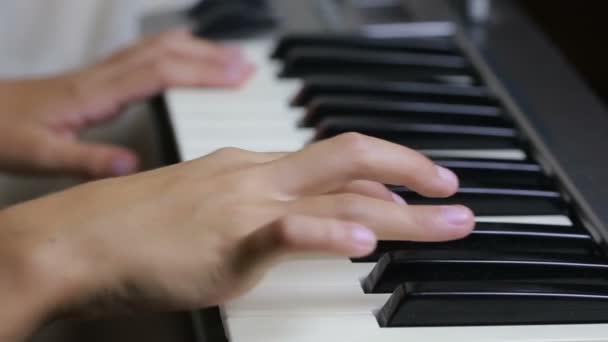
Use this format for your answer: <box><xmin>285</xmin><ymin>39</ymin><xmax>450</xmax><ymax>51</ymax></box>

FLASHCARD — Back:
<box><xmin>0</xmin><ymin>133</ymin><xmax>474</xmax><ymax>341</ymax></box>
<box><xmin>0</xmin><ymin>29</ymin><xmax>475</xmax><ymax>342</ymax></box>
<box><xmin>0</xmin><ymin>29</ymin><xmax>254</xmax><ymax>178</ymax></box>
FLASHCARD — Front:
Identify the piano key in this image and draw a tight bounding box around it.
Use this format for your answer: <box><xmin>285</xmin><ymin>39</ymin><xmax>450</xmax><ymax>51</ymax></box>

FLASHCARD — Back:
<box><xmin>363</xmin><ymin>250</ymin><xmax>608</xmax><ymax>294</ymax></box>
<box><xmin>475</xmin><ymin>215</ymin><xmax>573</xmax><ymax>226</ymax></box>
<box><xmin>188</xmin><ymin>0</ymin><xmax>271</xmax><ymax>18</ymax></box>
<box><xmin>421</xmin><ymin>149</ymin><xmax>527</xmax><ymax>161</ymax></box>
<box><xmin>225</xmin><ymin>285</ymin><xmax>390</xmax><ymax>317</ymax></box>
<box><xmin>292</xmin><ymin>77</ymin><xmax>499</xmax><ymax>107</ymax></box>
<box><xmin>434</xmin><ymin>159</ymin><xmax>551</xmax><ymax>189</ymax></box>
<box><xmin>175</xmin><ymin>122</ymin><xmax>313</xmax><ymax>141</ymax></box>
<box><xmin>300</xmin><ymin>97</ymin><xmax>509</xmax><ymax>128</ymax></box>
<box><xmin>256</xmin><ymin>259</ymin><xmax>374</xmax><ymax>288</ymax></box>
<box><xmin>354</xmin><ymin>222</ymin><xmax>596</xmax><ymax>263</ymax></box>
<box><xmin>280</xmin><ymin>47</ymin><xmax>476</xmax><ymax>80</ymax></box>
<box><xmin>226</xmin><ymin>314</ymin><xmax>608</xmax><ymax>342</ymax></box>
<box><xmin>379</xmin><ymin>282</ymin><xmax>608</xmax><ymax>327</ymax></box>
<box><xmin>315</xmin><ymin>118</ymin><xmax>521</xmax><ymax>150</ymax></box>
<box><xmin>179</xmin><ymin>138</ymin><xmax>310</xmax><ymax>161</ymax></box>
<box><xmin>271</xmin><ymin>34</ymin><xmax>458</xmax><ymax>60</ymax></box>
<box><xmin>165</xmin><ymin>39</ymin><xmax>311</xmax><ymax>161</ymax></box>
<box><xmin>395</xmin><ymin>187</ymin><xmax>568</xmax><ymax>216</ymax></box>
<box><xmin>227</xmin><ymin>217</ymin><xmax>589</xmax><ymax>319</ymax></box>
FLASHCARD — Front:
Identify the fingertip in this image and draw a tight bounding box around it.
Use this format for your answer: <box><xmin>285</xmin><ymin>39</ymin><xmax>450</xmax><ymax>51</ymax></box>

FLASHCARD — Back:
<box><xmin>223</xmin><ymin>62</ymin><xmax>255</xmax><ymax>86</ymax></box>
<box><xmin>434</xmin><ymin>166</ymin><xmax>460</xmax><ymax>197</ymax></box>
<box><xmin>106</xmin><ymin>151</ymin><xmax>139</xmax><ymax>177</ymax></box>
<box><xmin>224</xmin><ymin>46</ymin><xmax>245</xmax><ymax>62</ymax></box>
<box><xmin>348</xmin><ymin>224</ymin><xmax>378</xmax><ymax>256</ymax></box>
<box><xmin>391</xmin><ymin>192</ymin><xmax>408</xmax><ymax>205</ymax></box>
<box><xmin>440</xmin><ymin>205</ymin><xmax>476</xmax><ymax>239</ymax></box>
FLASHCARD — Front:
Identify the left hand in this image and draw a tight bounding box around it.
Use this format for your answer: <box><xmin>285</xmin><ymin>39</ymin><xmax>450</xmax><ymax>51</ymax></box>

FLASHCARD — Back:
<box><xmin>0</xmin><ymin>29</ymin><xmax>254</xmax><ymax>178</ymax></box>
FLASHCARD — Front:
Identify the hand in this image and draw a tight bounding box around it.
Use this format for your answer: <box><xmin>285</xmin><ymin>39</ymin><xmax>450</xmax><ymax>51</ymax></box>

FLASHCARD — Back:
<box><xmin>0</xmin><ymin>29</ymin><xmax>254</xmax><ymax>178</ymax></box>
<box><xmin>0</xmin><ymin>134</ymin><xmax>474</xmax><ymax>340</ymax></box>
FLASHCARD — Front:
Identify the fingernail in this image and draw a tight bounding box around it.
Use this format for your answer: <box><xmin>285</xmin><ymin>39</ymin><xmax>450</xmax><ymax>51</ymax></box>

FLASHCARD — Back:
<box><xmin>441</xmin><ymin>206</ymin><xmax>472</xmax><ymax>226</ymax></box>
<box><xmin>111</xmin><ymin>157</ymin><xmax>137</xmax><ymax>176</ymax></box>
<box><xmin>225</xmin><ymin>47</ymin><xmax>243</xmax><ymax>60</ymax></box>
<box><xmin>437</xmin><ymin>166</ymin><xmax>459</xmax><ymax>186</ymax></box>
<box><xmin>351</xmin><ymin>225</ymin><xmax>377</xmax><ymax>246</ymax></box>
<box><xmin>225</xmin><ymin>64</ymin><xmax>246</xmax><ymax>82</ymax></box>
<box><xmin>391</xmin><ymin>192</ymin><xmax>407</xmax><ymax>205</ymax></box>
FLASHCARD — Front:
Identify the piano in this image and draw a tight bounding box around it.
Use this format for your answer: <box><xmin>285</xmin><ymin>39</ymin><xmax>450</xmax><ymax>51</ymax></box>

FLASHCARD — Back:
<box><xmin>148</xmin><ymin>0</ymin><xmax>608</xmax><ymax>341</ymax></box>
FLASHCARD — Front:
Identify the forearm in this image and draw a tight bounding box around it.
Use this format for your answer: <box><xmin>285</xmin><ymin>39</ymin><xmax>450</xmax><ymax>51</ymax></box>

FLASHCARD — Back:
<box><xmin>0</xmin><ymin>207</ymin><xmax>71</xmax><ymax>341</ymax></box>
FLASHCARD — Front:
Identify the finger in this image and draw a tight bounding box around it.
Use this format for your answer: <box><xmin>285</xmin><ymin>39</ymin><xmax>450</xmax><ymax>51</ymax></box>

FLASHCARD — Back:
<box><xmin>100</xmin><ymin>29</ymin><xmax>241</xmax><ymax>73</ymax></box>
<box><xmin>96</xmin><ymin>29</ymin><xmax>192</xmax><ymax>68</ymax></box>
<box><xmin>81</xmin><ymin>57</ymin><xmax>255</xmax><ymax>121</ymax></box>
<box><xmin>333</xmin><ymin>180</ymin><xmax>401</xmax><ymax>204</ymax></box>
<box><xmin>232</xmin><ymin>215</ymin><xmax>377</xmax><ymax>283</ymax></box>
<box><xmin>121</xmin><ymin>55</ymin><xmax>254</xmax><ymax>92</ymax></box>
<box><xmin>77</xmin><ymin>30</ymin><xmax>250</xmax><ymax>108</ymax></box>
<box><xmin>266</xmin><ymin>133</ymin><xmax>459</xmax><ymax>198</ymax></box>
<box><xmin>288</xmin><ymin>194</ymin><xmax>474</xmax><ymax>242</ymax></box>
<box><xmin>42</xmin><ymin>137</ymin><xmax>139</xmax><ymax>178</ymax></box>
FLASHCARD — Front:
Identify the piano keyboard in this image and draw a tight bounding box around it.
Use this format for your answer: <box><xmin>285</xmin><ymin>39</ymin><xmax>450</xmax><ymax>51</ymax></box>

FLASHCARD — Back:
<box><xmin>156</xmin><ymin>1</ymin><xmax>608</xmax><ymax>341</ymax></box>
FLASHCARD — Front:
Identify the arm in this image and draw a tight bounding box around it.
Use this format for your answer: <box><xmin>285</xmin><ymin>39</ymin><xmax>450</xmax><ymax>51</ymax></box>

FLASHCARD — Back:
<box><xmin>0</xmin><ymin>134</ymin><xmax>474</xmax><ymax>340</ymax></box>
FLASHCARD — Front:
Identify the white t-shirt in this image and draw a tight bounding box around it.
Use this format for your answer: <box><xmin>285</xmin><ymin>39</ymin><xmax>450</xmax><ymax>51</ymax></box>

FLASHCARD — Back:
<box><xmin>0</xmin><ymin>0</ymin><xmax>195</xmax><ymax>77</ymax></box>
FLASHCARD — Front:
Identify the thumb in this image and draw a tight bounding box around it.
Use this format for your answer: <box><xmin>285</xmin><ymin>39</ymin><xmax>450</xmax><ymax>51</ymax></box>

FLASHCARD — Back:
<box><xmin>231</xmin><ymin>216</ymin><xmax>377</xmax><ymax>291</ymax></box>
<box><xmin>45</xmin><ymin>138</ymin><xmax>139</xmax><ymax>178</ymax></box>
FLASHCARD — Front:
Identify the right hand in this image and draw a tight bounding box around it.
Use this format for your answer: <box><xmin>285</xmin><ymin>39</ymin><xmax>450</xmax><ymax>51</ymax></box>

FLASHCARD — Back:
<box><xmin>0</xmin><ymin>134</ymin><xmax>474</xmax><ymax>340</ymax></box>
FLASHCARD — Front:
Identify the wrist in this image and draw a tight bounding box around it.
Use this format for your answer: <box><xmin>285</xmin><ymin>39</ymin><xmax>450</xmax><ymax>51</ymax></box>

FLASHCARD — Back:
<box><xmin>0</xmin><ymin>205</ymin><xmax>87</xmax><ymax>340</ymax></box>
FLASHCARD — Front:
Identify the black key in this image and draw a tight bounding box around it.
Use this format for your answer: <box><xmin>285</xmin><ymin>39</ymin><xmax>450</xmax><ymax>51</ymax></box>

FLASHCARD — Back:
<box><xmin>271</xmin><ymin>34</ymin><xmax>458</xmax><ymax>60</ymax></box>
<box><xmin>363</xmin><ymin>250</ymin><xmax>608</xmax><ymax>294</ymax></box>
<box><xmin>354</xmin><ymin>222</ymin><xmax>596</xmax><ymax>262</ymax></box>
<box><xmin>315</xmin><ymin>117</ymin><xmax>521</xmax><ymax>150</ymax></box>
<box><xmin>280</xmin><ymin>47</ymin><xmax>476</xmax><ymax>81</ymax></box>
<box><xmin>192</xmin><ymin>2</ymin><xmax>276</xmax><ymax>39</ymax></box>
<box><xmin>292</xmin><ymin>77</ymin><xmax>499</xmax><ymax>107</ymax></box>
<box><xmin>394</xmin><ymin>187</ymin><xmax>568</xmax><ymax>216</ymax></box>
<box><xmin>434</xmin><ymin>159</ymin><xmax>551</xmax><ymax>189</ymax></box>
<box><xmin>188</xmin><ymin>0</ymin><xmax>269</xmax><ymax>18</ymax></box>
<box><xmin>379</xmin><ymin>282</ymin><xmax>608</xmax><ymax>327</ymax></box>
<box><xmin>301</xmin><ymin>97</ymin><xmax>509</xmax><ymax>128</ymax></box>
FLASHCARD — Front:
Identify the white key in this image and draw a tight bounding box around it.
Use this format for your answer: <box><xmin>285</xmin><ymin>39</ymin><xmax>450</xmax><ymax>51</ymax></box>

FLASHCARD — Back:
<box><xmin>225</xmin><ymin>286</ymin><xmax>390</xmax><ymax>317</ymax></box>
<box><xmin>223</xmin><ymin>257</ymin><xmax>377</xmax><ymax>317</ymax></box>
<box><xmin>166</xmin><ymin>39</ymin><xmax>310</xmax><ymax>161</ymax></box>
<box><xmin>476</xmin><ymin>215</ymin><xmax>573</xmax><ymax>226</ymax></box>
<box><xmin>226</xmin><ymin>314</ymin><xmax>608</xmax><ymax>342</ymax></box>
<box><xmin>180</xmin><ymin>137</ymin><xmax>310</xmax><ymax>160</ymax></box>
<box><xmin>258</xmin><ymin>259</ymin><xmax>373</xmax><ymax>288</ymax></box>
<box><xmin>421</xmin><ymin>149</ymin><xmax>527</xmax><ymax>161</ymax></box>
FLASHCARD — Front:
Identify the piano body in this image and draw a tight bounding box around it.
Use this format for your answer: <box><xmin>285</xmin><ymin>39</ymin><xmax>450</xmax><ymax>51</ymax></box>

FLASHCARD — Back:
<box><xmin>149</xmin><ymin>0</ymin><xmax>608</xmax><ymax>341</ymax></box>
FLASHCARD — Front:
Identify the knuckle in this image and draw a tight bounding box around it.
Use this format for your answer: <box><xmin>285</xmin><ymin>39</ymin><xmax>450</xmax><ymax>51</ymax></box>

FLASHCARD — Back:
<box><xmin>213</xmin><ymin>147</ymin><xmax>247</xmax><ymax>159</ymax></box>
<box><xmin>153</xmin><ymin>32</ymin><xmax>179</xmax><ymax>51</ymax></box>
<box><xmin>152</xmin><ymin>59</ymin><xmax>170</xmax><ymax>77</ymax></box>
<box><xmin>320</xmin><ymin>219</ymin><xmax>347</xmax><ymax>245</ymax></box>
<box><xmin>335</xmin><ymin>133</ymin><xmax>374</xmax><ymax>173</ymax></box>
<box><xmin>335</xmin><ymin>194</ymin><xmax>365</xmax><ymax>218</ymax></box>
<box><xmin>152</xmin><ymin>60</ymin><xmax>177</xmax><ymax>84</ymax></box>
